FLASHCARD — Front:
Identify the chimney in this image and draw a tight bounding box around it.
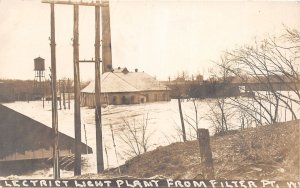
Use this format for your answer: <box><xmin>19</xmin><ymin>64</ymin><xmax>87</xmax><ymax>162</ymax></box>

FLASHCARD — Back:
<box><xmin>135</xmin><ymin>68</ymin><xmax>138</xmax><ymax>72</ymax></box>
<box><xmin>102</xmin><ymin>0</ymin><xmax>113</xmax><ymax>73</ymax></box>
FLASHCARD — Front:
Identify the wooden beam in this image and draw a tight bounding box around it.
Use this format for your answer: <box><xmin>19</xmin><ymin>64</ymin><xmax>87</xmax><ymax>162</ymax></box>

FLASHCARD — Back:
<box><xmin>95</xmin><ymin>4</ymin><xmax>104</xmax><ymax>173</ymax></box>
<box><xmin>50</xmin><ymin>3</ymin><xmax>60</xmax><ymax>179</ymax></box>
<box><xmin>73</xmin><ymin>4</ymin><xmax>81</xmax><ymax>176</ymax></box>
<box><xmin>197</xmin><ymin>129</ymin><xmax>214</xmax><ymax>179</ymax></box>
<box><xmin>177</xmin><ymin>98</ymin><xmax>186</xmax><ymax>142</ymax></box>
<box><xmin>79</xmin><ymin>59</ymin><xmax>96</xmax><ymax>63</ymax></box>
<box><xmin>41</xmin><ymin>0</ymin><xmax>108</xmax><ymax>7</ymax></box>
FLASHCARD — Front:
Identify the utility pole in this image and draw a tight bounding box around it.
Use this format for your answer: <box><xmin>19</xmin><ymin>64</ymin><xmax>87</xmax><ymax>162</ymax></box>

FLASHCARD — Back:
<box><xmin>63</xmin><ymin>80</ymin><xmax>66</xmax><ymax>109</ymax></box>
<box><xmin>50</xmin><ymin>3</ymin><xmax>60</xmax><ymax>179</ymax></box>
<box><xmin>42</xmin><ymin>0</ymin><xmax>107</xmax><ymax>176</ymax></box>
<box><xmin>68</xmin><ymin>78</ymin><xmax>71</xmax><ymax>110</ymax></box>
<box><xmin>95</xmin><ymin>3</ymin><xmax>104</xmax><ymax>173</ymax></box>
<box><xmin>178</xmin><ymin>97</ymin><xmax>186</xmax><ymax>142</ymax></box>
<box><xmin>59</xmin><ymin>80</ymin><xmax>62</xmax><ymax>110</ymax></box>
<box><xmin>177</xmin><ymin>96</ymin><xmax>186</xmax><ymax>142</ymax></box>
<box><xmin>73</xmin><ymin>4</ymin><xmax>81</xmax><ymax>176</ymax></box>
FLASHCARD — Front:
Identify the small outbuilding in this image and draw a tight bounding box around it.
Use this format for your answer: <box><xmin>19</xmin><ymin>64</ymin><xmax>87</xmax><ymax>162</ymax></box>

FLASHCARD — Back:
<box><xmin>81</xmin><ymin>68</ymin><xmax>171</xmax><ymax>107</ymax></box>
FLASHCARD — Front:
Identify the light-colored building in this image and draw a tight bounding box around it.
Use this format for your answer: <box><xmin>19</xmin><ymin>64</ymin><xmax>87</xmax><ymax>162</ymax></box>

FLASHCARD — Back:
<box><xmin>81</xmin><ymin>68</ymin><xmax>171</xmax><ymax>107</ymax></box>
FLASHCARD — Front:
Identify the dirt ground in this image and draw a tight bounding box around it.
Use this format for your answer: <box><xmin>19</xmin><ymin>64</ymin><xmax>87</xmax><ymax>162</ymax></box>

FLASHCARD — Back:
<box><xmin>79</xmin><ymin>120</ymin><xmax>300</xmax><ymax>180</ymax></box>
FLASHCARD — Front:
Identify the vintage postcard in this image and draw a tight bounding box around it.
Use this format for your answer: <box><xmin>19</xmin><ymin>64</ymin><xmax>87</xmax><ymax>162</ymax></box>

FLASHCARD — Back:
<box><xmin>0</xmin><ymin>0</ymin><xmax>299</xmax><ymax>187</ymax></box>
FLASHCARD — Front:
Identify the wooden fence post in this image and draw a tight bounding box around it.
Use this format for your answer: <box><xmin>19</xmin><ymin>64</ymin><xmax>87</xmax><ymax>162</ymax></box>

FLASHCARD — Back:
<box><xmin>197</xmin><ymin>128</ymin><xmax>214</xmax><ymax>179</ymax></box>
<box><xmin>178</xmin><ymin>98</ymin><xmax>186</xmax><ymax>142</ymax></box>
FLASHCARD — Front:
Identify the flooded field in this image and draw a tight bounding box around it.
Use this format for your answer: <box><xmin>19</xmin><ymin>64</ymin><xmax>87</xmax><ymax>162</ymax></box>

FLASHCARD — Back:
<box><xmin>1</xmin><ymin>99</ymin><xmax>212</xmax><ymax>178</ymax></box>
<box><xmin>1</xmin><ymin>95</ymin><xmax>298</xmax><ymax>179</ymax></box>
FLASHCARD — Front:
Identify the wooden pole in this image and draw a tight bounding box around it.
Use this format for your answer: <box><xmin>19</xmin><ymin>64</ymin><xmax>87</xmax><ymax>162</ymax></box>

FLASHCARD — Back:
<box><xmin>197</xmin><ymin>129</ymin><xmax>214</xmax><ymax>179</ymax></box>
<box><xmin>95</xmin><ymin>4</ymin><xmax>104</xmax><ymax>173</ymax></box>
<box><xmin>73</xmin><ymin>4</ymin><xmax>81</xmax><ymax>176</ymax></box>
<box><xmin>68</xmin><ymin>78</ymin><xmax>71</xmax><ymax>110</ymax></box>
<box><xmin>63</xmin><ymin>80</ymin><xmax>66</xmax><ymax>109</ymax></box>
<box><xmin>59</xmin><ymin>80</ymin><xmax>62</xmax><ymax>110</ymax></box>
<box><xmin>178</xmin><ymin>98</ymin><xmax>186</xmax><ymax>142</ymax></box>
<box><xmin>50</xmin><ymin>3</ymin><xmax>60</xmax><ymax>179</ymax></box>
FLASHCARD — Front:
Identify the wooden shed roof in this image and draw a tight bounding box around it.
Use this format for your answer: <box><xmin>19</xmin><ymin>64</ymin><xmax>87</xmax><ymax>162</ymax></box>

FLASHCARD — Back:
<box><xmin>0</xmin><ymin>104</ymin><xmax>92</xmax><ymax>161</ymax></box>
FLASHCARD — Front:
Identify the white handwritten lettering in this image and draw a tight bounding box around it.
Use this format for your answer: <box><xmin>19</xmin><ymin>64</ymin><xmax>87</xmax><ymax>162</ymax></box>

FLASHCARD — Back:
<box><xmin>40</xmin><ymin>180</ymin><xmax>47</xmax><ymax>187</ymax></box>
<box><xmin>30</xmin><ymin>180</ymin><xmax>38</xmax><ymax>187</ymax></box>
<box><xmin>62</xmin><ymin>180</ymin><xmax>69</xmax><ymax>187</ymax></box>
<box><xmin>167</xmin><ymin>179</ymin><xmax>174</xmax><ymax>187</ymax></box>
<box><xmin>151</xmin><ymin>180</ymin><xmax>159</xmax><ymax>187</ymax></box>
<box><xmin>209</xmin><ymin>180</ymin><xmax>218</xmax><ymax>188</ymax></box>
<box><xmin>116</xmin><ymin>180</ymin><xmax>124</xmax><ymax>187</ymax></box>
<box><xmin>261</xmin><ymin>180</ymin><xmax>276</xmax><ymax>187</ymax></box>
<box><xmin>287</xmin><ymin>182</ymin><xmax>300</xmax><ymax>188</ymax></box>
<box><xmin>104</xmin><ymin>181</ymin><xmax>112</xmax><ymax>187</ymax></box>
<box><xmin>192</xmin><ymin>180</ymin><xmax>207</xmax><ymax>187</ymax></box>
<box><xmin>183</xmin><ymin>181</ymin><xmax>191</xmax><ymax>187</ymax></box>
<box><xmin>74</xmin><ymin>180</ymin><xmax>84</xmax><ymax>187</ymax></box>
<box><xmin>22</xmin><ymin>180</ymin><xmax>29</xmax><ymax>187</ymax></box>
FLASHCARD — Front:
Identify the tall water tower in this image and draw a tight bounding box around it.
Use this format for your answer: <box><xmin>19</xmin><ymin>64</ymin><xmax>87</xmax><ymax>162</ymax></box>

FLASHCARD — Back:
<box><xmin>33</xmin><ymin>57</ymin><xmax>45</xmax><ymax>98</ymax></box>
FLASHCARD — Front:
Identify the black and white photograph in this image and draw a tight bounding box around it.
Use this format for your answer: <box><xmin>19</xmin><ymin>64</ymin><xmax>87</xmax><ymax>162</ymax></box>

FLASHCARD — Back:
<box><xmin>0</xmin><ymin>0</ymin><xmax>299</xmax><ymax>187</ymax></box>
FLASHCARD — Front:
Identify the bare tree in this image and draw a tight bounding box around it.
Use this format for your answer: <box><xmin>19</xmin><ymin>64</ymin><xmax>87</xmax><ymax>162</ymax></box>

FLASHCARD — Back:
<box><xmin>184</xmin><ymin>98</ymin><xmax>201</xmax><ymax>140</ymax></box>
<box><xmin>119</xmin><ymin>114</ymin><xmax>153</xmax><ymax>158</ymax></box>
<box><xmin>217</xmin><ymin>29</ymin><xmax>300</xmax><ymax>126</ymax></box>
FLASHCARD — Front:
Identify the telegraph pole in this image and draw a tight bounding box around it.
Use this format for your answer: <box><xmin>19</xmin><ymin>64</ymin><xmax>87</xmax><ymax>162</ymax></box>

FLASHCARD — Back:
<box><xmin>63</xmin><ymin>80</ymin><xmax>66</xmax><ymax>109</ymax></box>
<box><xmin>50</xmin><ymin>3</ymin><xmax>60</xmax><ymax>179</ymax></box>
<box><xmin>73</xmin><ymin>4</ymin><xmax>82</xmax><ymax>176</ymax></box>
<box><xmin>42</xmin><ymin>0</ymin><xmax>107</xmax><ymax>176</ymax></box>
<box><xmin>95</xmin><ymin>3</ymin><xmax>104</xmax><ymax>173</ymax></box>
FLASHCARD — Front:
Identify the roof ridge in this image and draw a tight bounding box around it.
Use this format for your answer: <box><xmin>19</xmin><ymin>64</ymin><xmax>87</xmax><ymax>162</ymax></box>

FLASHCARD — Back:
<box><xmin>113</xmin><ymin>72</ymin><xmax>140</xmax><ymax>91</ymax></box>
<box><xmin>102</xmin><ymin>72</ymin><xmax>111</xmax><ymax>81</ymax></box>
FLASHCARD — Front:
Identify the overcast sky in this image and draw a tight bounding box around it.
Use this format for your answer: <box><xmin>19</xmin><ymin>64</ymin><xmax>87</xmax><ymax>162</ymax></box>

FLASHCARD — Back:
<box><xmin>0</xmin><ymin>0</ymin><xmax>299</xmax><ymax>81</ymax></box>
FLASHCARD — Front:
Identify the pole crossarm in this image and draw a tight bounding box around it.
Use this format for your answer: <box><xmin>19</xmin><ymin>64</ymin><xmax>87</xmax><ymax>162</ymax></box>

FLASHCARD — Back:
<box><xmin>41</xmin><ymin>0</ymin><xmax>108</xmax><ymax>7</ymax></box>
<box><xmin>79</xmin><ymin>59</ymin><xmax>102</xmax><ymax>63</ymax></box>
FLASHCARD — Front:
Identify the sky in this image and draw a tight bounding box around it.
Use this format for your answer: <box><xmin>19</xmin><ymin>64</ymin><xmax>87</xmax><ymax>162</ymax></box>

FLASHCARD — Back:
<box><xmin>0</xmin><ymin>0</ymin><xmax>299</xmax><ymax>81</ymax></box>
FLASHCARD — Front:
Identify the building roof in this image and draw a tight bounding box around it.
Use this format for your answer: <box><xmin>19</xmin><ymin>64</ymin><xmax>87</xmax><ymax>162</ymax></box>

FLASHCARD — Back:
<box><xmin>0</xmin><ymin>104</ymin><xmax>92</xmax><ymax>161</ymax></box>
<box><xmin>81</xmin><ymin>72</ymin><xmax>139</xmax><ymax>93</ymax></box>
<box><xmin>115</xmin><ymin>72</ymin><xmax>168</xmax><ymax>91</ymax></box>
<box><xmin>34</xmin><ymin>56</ymin><xmax>44</xmax><ymax>60</ymax></box>
<box><xmin>81</xmin><ymin>69</ymin><xmax>169</xmax><ymax>94</ymax></box>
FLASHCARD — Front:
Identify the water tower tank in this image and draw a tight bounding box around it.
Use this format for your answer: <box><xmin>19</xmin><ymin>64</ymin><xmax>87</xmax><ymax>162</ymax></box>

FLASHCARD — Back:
<box><xmin>34</xmin><ymin>57</ymin><xmax>45</xmax><ymax>71</ymax></box>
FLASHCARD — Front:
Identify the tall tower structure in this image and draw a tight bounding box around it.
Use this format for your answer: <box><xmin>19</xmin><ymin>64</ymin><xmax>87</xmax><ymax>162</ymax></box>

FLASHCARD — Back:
<box><xmin>33</xmin><ymin>57</ymin><xmax>45</xmax><ymax>98</ymax></box>
<box><xmin>101</xmin><ymin>0</ymin><xmax>113</xmax><ymax>73</ymax></box>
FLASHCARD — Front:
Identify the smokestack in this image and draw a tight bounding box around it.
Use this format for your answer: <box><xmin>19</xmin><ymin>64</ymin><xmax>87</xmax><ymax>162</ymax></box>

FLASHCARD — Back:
<box><xmin>101</xmin><ymin>0</ymin><xmax>112</xmax><ymax>73</ymax></box>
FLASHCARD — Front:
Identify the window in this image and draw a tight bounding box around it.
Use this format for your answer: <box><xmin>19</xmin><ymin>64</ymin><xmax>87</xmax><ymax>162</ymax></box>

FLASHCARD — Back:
<box><xmin>145</xmin><ymin>94</ymin><xmax>149</xmax><ymax>102</ymax></box>
<box><xmin>112</xmin><ymin>96</ymin><xmax>117</xmax><ymax>104</ymax></box>
<box><xmin>121</xmin><ymin>96</ymin><xmax>126</xmax><ymax>104</ymax></box>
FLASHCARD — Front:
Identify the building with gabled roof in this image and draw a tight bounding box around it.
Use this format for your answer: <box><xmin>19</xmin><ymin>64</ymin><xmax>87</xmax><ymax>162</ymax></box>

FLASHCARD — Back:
<box><xmin>0</xmin><ymin>104</ymin><xmax>92</xmax><ymax>164</ymax></box>
<box><xmin>80</xmin><ymin>68</ymin><xmax>170</xmax><ymax>106</ymax></box>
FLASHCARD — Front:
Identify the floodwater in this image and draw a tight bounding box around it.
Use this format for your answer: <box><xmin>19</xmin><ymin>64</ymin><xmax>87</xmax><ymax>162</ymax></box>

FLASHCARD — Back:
<box><xmin>1</xmin><ymin>94</ymin><xmax>298</xmax><ymax>179</ymax></box>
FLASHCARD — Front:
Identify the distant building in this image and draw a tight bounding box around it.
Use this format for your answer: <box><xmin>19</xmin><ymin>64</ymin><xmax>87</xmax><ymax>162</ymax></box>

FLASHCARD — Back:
<box><xmin>80</xmin><ymin>68</ymin><xmax>171</xmax><ymax>107</ymax></box>
<box><xmin>161</xmin><ymin>74</ymin><xmax>204</xmax><ymax>98</ymax></box>
<box><xmin>0</xmin><ymin>82</ymin><xmax>14</xmax><ymax>102</ymax></box>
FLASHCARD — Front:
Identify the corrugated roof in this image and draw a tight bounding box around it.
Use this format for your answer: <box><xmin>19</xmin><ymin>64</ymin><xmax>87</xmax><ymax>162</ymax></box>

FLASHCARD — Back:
<box><xmin>81</xmin><ymin>71</ymin><xmax>169</xmax><ymax>93</ymax></box>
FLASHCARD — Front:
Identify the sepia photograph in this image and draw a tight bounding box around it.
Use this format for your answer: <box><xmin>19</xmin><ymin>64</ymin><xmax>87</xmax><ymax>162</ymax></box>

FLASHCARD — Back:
<box><xmin>0</xmin><ymin>0</ymin><xmax>299</xmax><ymax>187</ymax></box>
